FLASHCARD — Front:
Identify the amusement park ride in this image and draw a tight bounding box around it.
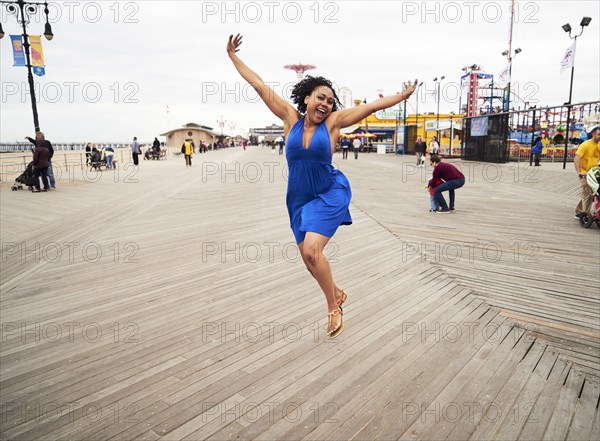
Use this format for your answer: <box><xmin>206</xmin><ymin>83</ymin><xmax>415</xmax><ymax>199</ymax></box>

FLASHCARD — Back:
<box><xmin>460</xmin><ymin>63</ymin><xmax>593</xmax><ymax>145</ymax></box>
<box><xmin>283</xmin><ymin>63</ymin><xmax>316</xmax><ymax>82</ymax></box>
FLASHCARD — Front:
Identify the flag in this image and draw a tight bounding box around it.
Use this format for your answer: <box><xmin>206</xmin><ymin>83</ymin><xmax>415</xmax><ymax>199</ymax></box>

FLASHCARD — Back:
<box><xmin>10</xmin><ymin>35</ymin><xmax>26</xmax><ymax>66</ymax></box>
<box><xmin>497</xmin><ymin>63</ymin><xmax>510</xmax><ymax>86</ymax></box>
<box><xmin>29</xmin><ymin>35</ymin><xmax>45</xmax><ymax>67</ymax></box>
<box><xmin>560</xmin><ymin>42</ymin><xmax>576</xmax><ymax>73</ymax></box>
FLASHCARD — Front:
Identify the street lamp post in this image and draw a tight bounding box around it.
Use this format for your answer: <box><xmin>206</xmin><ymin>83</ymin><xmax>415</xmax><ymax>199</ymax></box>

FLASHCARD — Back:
<box><xmin>415</xmin><ymin>82</ymin><xmax>423</xmax><ymax>141</ymax></box>
<box><xmin>362</xmin><ymin>98</ymin><xmax>369</xmax><ymax>134</ymax></box>
<box><xmin>561</xmin><ymin>16</ymin><xmax>592</xmax><ymax>169</ymax></box>
<box><xmin>0</xmin><ymin>0</ymin><xmax>53</xmax><ymax>133</ymax></box>
<box><xmin>501</xmin><ymin>47</ymin><xmax>521</xmax><ymax>161</ymax></box>
<box><xmin>397</xmin><ymin>81</ymin><xmax>413</xmax><ymax>155</ymax></box>
<box><xmin>433</xmin><ymin>76</ymin><xmax>445</xmax><ymax>143</ymax></box>
<box><xmin>501</xmin><ymin>47</ymin><xmax>522</xmax><ymax>114</ymax></box>
<box><xmin>415</xmin><ymin>83</ymin><xmax>423</xmax><ymax>153</ymax></box>
<box><xmin>217</xmin><ymin>115</ymin><xmax>225</xmax><ymax>137</ymax></box>
<box><xmin>394</xmin><ymin>94</ymin><xmax>400</xmax><ymax>155</ymax></box>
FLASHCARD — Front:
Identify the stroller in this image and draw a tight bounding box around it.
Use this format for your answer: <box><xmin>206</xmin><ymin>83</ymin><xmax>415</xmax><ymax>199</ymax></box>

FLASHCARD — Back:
<box><xmin>579</xmin><ymin>166</ymin><xmax>600</xmax><ymax>228</ymax></box>
<box><xmin>12</xmin><ymin>161</ymin><xmax>37</xmax><ymax>191</ymax></box>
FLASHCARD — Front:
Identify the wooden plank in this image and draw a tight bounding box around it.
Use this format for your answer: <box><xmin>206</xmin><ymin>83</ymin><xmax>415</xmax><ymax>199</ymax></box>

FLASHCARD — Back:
<box><xmin>566</xmin><ymin>378</ymin><xmax>600</xmax><ymax>441</ymax></box>
<box><xmin>514</xmin><ymin>357</ymin><xmax>572</xmax><ymax>441</ymax></box>
<box><xmin>544</xmin><ymin>368</ymin><xmax>587</xmax><ymax>440</ymax></box>
<box><xmin>302</xmin><ymin>302</ymin><xmax>497</xmax><ymax>441</ymax></box>
<box><xmin>393</xmin><ymin>324</ymin><xmax>528</xmax><ymax>441</ymax></box>
<box><xmin>468</xmin><ymin>341</ymin><xmax>546</xmax><ymax>440</ymax></box>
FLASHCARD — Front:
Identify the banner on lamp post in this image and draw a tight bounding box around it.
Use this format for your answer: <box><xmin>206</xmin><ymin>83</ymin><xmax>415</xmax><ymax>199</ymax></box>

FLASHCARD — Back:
<box><xmin>560</xmin><ymin>42</ymin><xmax>576</xmax><ymax>74</ymax></box>
<box><xmin>10</xmin><ymin>35</ymin><xmax>26</xmax><ymax>66</ymax></box>
<box><xmin>497</xmin><ymin>63</ymin><xmax>510</xmax><ymax>87</ymax></box>
<box><xmin>29</xmin><ymin>35</ymin><xmax>45</xmax><ymax>67</ymax></box>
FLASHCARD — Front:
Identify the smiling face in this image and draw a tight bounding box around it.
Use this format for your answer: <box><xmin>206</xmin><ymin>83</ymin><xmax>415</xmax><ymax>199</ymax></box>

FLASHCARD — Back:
<box><xmin>304</xmin><ymin>86</ymin><xmax>335</xmax><ymax>124</ymax></box>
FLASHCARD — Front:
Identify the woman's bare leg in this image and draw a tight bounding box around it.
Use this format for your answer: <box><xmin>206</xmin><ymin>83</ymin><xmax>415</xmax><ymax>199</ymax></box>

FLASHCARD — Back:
<box><xmin>299</xmin><ymin>238</ymin><xmax>345</xmax><ymax>305</ymax></box>
<box><xmin>299</xmin><ymin>232</ymin><xmax>343</xmax><ymax>333</ymax></box>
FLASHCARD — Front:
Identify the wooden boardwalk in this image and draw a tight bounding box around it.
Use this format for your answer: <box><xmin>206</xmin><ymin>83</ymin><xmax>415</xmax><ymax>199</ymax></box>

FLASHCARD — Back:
<box><xmin>1</xmin><ymin>147</ymin><xmax>598</xmax><ymax>440</ymax></box>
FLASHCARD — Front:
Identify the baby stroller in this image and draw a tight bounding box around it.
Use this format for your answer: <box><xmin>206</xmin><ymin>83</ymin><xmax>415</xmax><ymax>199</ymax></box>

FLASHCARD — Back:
<box><xmin>579</xmin><ymin>166</ymin><xmax>600</xmax><ymax>228</ymax></box>
<box><xmin>12</xmin><ymin>161</ymin><xmax>37</xmax><ymax>191</ymax></box>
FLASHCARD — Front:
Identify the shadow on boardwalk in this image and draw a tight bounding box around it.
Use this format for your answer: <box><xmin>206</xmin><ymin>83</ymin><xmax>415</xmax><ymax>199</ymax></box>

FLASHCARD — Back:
<box><xmin>1</xmin><ymin>147</ymin><xmax>598</xmax><ymax>440</ymax></box>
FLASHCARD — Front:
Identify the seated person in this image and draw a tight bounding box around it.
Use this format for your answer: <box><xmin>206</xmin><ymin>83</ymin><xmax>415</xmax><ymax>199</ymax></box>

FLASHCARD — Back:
<box><xmin>90</xmin><ymin>148</ymin><xmax>102</xmax><ymax>163</ymax></box>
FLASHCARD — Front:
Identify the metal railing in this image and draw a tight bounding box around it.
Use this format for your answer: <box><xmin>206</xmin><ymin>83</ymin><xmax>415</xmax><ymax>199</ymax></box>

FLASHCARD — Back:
<box><xmin>0</xmin><ymin>149</ymin><xmax>132</xmax><ymax>183</ymax></box>
<box><xmin>462</xmin><ymin>100</ymin><xmax>600</xmax><ymax>164</ymax></box>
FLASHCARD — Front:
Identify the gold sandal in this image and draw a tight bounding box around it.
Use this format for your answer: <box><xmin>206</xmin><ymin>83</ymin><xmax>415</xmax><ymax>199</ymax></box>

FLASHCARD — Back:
<box><xmin>328</xmin><ymin>307</ymin><xmax>344</xmax><ymax>338</ymax></box>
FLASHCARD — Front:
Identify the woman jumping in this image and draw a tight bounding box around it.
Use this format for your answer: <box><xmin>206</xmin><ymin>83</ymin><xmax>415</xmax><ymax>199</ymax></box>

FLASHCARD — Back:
<box><xmin>227</xmin><ymin>34</ymin><xmax>417</xmax><ymax>337</ymax></box>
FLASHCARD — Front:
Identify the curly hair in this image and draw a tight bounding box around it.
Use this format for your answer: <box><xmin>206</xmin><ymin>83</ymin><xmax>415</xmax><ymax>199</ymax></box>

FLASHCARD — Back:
<box><xmin>290</xmin><ymin>76</ymin><xmax>342</xmax><ymax>114</ymax></box>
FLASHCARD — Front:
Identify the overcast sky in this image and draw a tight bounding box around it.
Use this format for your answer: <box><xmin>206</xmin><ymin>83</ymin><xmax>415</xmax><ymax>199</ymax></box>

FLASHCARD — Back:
<box><xmin>1</xmin><ymin>0</ymin><xmax>598</xmax><ymax>142</ymax></box>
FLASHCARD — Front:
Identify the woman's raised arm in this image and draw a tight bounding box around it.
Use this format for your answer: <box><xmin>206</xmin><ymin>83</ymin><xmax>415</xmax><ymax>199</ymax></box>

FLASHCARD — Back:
<box><xmin>331</xmin><ymin>80</ymin><xmax>419</xmax><ymax>130</ymax></box>
<box><xmin>227</xmin><ymin>34</ymin><xmax>296</xmax><ymax>124</ymax></box>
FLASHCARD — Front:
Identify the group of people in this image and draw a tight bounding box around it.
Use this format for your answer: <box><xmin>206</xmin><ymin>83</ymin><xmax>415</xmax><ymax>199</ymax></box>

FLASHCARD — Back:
<box><xmin>143</xmin><ymin>137</ymin><xmax>166</xmax><ymax>161</ymax></box>
<box><xmin>85</xmin><ymin>143</ymin><xmax>115</xmax><ymax>169</ymax></box>
<box><xmin>414</xmin><ymin>135</ymin><xmax>440</xmax><ymax>166</ymax></box>
<box><xmin>129</xmin><ymin>135</ymin><xmax>239</xmax><ymax>168</ymax></box>
<box><xmin>340</xmin><ymin>137</ymin><xmax>364</xmax><ymax>160</ymax></box>
<box><xmin>131</xmin><ymin>137</ymin><xmax>163</xmax><ymax>165</ymax></box>
<box><xmin>130</xmin><ymin>137</ymin><xmax>171</xmax><ymax>164</ymax></box>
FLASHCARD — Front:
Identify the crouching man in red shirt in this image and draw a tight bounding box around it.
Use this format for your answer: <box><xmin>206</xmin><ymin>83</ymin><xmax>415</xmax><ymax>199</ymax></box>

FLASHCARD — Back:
<box><xmin>428</xmin><ymin>155</ymin><xmax>465</xmax><ymax>213</ymax></box>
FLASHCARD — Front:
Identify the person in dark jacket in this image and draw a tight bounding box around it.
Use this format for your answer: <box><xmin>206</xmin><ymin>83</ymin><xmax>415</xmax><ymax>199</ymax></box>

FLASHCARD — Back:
<box><xmin>85</xmin><ymin>143</ymin><xmax>92</xmax><ymax>164</ymax></box>
<box><xmin>26</xmin><ymin>132</ymin><xmax>55</xmax><ymax>189</ymax></box>
<box><xmin>153</xmin><ymin>137</ymin><xmax>161</xmax><ymax>158</ymax></box>
<box><xmin>31</xmin><ymin>142</ymin><xmax>51</xmax><ymax>192</ymax></box>
<box><xmin>531</xmin><ymin>135</ymin><xmax>543</xmax><ymax>166</ymax></box>
<box><xmin>428</xmin><ymin>155</ymin><xmax>466</xmax><ymax>212</ymax></box>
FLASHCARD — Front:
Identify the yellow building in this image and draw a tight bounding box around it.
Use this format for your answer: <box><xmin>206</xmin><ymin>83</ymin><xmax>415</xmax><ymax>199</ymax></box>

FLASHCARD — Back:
<box><xmin>345</xmin><ymin>107</ymin><xmax>464</xmax><ymax>156</ymax></box>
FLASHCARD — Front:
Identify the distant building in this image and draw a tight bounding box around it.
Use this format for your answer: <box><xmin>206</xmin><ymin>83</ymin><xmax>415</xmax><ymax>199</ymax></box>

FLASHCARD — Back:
<box><xmin>160</xmin><ymin>123</ymin><xmax>220</xmax><ymax>148</ymax></box>
<box><xmin>249</xmin><ymin>124</ymin><xmax>284</xmax><ymax>142</ymax></box>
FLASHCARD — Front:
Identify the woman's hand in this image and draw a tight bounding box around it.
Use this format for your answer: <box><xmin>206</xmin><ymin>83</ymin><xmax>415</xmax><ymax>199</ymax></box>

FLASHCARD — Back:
<box><xmin>402</xmin><ymin>79</ymin><xmax>419</xmax><ymax>99</ymax></box>
<box><xmin>227</xmin><ymin>34</ymin><xmax>243</xmax><ymax>57</ymax></box>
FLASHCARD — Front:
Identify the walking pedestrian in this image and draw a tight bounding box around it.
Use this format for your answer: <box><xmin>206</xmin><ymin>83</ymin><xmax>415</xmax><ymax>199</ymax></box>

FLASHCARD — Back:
<box><xmin>352</xmin><ymin>137</ymin><xmax>361</xmax><ymax>160</ymax></box>
<box><xmin>131</xmin><ymin>137</ymin><xmax>140</xmax><ymax>165</ymax></box>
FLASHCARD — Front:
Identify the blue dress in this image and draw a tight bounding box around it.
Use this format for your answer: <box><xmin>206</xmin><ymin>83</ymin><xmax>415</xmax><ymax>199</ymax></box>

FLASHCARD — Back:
<box><xmin>286</xmin><ymin>118</ymin><xmax>352</xmax><ymax>244</ymax></box>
